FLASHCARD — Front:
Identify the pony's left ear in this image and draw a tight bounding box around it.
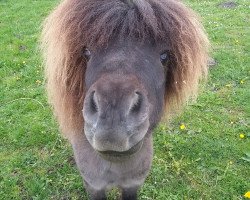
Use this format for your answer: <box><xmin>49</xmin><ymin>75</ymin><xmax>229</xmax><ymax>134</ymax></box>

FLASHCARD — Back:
<box><xmin>158</xmin><ymin>0</ymin><xmax>209</xmax><ymax>113</ymax></box>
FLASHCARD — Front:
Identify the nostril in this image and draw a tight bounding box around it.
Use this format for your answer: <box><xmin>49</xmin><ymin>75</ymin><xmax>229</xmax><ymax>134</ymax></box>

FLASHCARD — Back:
<box><xmin>90</xmin><ymin>91</ymin><xmax>98</xmax><ymax>113</ymax></box>
<box><xmin>130</xmin><ymin>91</ymin><xmax>142</xmax><ymax>113</ymax></box>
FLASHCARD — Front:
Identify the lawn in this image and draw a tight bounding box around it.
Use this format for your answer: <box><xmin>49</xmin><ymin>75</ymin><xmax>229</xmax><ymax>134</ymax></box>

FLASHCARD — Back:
<box><xmin>0</xmin><ymin>0</ymin><xmax>249</xmax><ymax>199</ymax></box>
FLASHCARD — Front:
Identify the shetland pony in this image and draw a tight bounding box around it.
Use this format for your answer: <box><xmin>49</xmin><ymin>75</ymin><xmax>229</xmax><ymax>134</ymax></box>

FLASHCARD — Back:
<box><xmin>41</xmin><ymin>0</ymin><xmax>209</xmax><ymax>199</ymax></box>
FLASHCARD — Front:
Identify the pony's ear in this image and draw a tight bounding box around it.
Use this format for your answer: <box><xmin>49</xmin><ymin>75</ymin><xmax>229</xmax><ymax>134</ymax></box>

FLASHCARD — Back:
<box><xmin>156</xmin><ymin>0</ymin><xmax>209</xmax><ymax>116</ymax></box>
<box><xmin>41</xmin><ymin>0</ymin><xmax>87</xmax><ymax>140</ymax></box>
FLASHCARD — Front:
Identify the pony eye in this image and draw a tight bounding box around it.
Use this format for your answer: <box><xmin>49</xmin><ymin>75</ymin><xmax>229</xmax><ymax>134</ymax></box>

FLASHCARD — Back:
<box><xmin>160</xmin><ymin>51</ymin><xmax>169</xmax><ymax>65</ymax></box>
<box><xmin>83</xmin><ymin>48</ymin><xmax>91</xmax><ymax>60</ymax></box>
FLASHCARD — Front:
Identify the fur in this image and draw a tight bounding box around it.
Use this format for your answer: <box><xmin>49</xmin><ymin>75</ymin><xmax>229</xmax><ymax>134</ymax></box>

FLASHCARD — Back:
<box><xmin>41</xmin><ymin>0</ymin><xmax>209</xmax><ymax>141</ymax></box>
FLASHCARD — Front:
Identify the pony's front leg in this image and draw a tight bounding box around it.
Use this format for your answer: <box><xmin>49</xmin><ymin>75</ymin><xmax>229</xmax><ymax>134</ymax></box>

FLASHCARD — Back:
<box><xmin>84</xmin><ymin>180</ymin><xmax>106</xmax><ymax>200</ymax></box>
<box><xmin>121</xmin><ymin>186</ymin><xmax>139</xmax><ymax>200</ymax></box>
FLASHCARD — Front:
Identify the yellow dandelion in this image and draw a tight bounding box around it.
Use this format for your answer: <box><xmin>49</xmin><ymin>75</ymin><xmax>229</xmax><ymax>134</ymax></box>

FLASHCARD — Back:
<box><xmin>244</xmin><ymin>191</ymin><xmax>250</xmax><ymax>198</ymax></box>
<box><xmin>22</xmin><ymin>61</ymin><xmax>26</xmax><ymax>64</ymax></box>
<box><xmin>239</xmin><ymin>133</ymin><xmax>245</xmax><ymax>139</ymax></box>
<box><xmin>180</xmin><ymin>124</ymin><xmax>186</xmax><ymax>130</ymax></box>
<box><xmin>36</xmin><ymin>80</ymin><xmax>42</xmax><ymax>84</ymax></box>
<box><xmin>240</xmin><ymin>80</ymin><xmax>244</xmax><ymax>84</ymax></box>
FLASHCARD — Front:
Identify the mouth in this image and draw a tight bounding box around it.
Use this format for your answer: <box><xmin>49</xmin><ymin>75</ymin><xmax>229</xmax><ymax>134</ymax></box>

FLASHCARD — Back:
<box><xmin>97</xmin><ymin>139</ymin><xmax>144</xmax><ymax>157</ymax></box>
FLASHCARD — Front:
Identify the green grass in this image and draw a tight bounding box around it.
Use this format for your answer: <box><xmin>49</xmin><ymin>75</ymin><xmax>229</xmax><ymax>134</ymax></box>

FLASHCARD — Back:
<box><xmin>0</xmin><ymin>0</ymin><xmax>249</xmax><ymax>199</ymax></box>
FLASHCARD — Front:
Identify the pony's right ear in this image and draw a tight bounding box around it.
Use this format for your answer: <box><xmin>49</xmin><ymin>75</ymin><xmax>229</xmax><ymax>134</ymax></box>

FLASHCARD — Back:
<box><xmin>41</xmin><ymin>0</ymin><xmax>88</xmax><ymax>141</ymax></box>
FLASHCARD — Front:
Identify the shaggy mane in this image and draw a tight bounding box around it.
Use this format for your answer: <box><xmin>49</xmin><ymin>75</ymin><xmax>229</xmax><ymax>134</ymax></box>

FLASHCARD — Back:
<box><xmin>41</xmin><ymin>0</ymin><xmax>209</xmax><ymax>140</ymax></box>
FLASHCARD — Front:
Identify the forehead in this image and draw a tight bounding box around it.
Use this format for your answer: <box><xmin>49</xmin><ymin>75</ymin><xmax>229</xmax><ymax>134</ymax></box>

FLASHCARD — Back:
<box><xmin>90</xmin><ymin>39</ymin><xmax>169</xmax><ymax>63</ymax></box>
<box><xmin>88</xmin><ymin>41</ymin><xmax>155</xmax><ymax>75</ymax></box>
<box><xmin>85</xmin><ymin>39</ymin><xmax>166</xmax><ymax>90</ymax></box>
<box><xmin>94</xmin><ymin>39</ymin><xmax>154</xmax><ymax>56</ymax></box>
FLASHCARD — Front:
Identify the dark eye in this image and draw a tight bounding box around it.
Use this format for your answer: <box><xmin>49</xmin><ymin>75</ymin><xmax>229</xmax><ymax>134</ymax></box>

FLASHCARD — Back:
<box><xmin>83</xmin><ymin>48</ymin><xmax>91</xmax><ymax>61</ymax></box>
<box><xmin>90</xmin><ymin>91</ymin><xmax>98</xmax><ymax>113</ymax></box>
<box><xmin>130</xmin><ymin>92</ymin><xmax>142</xmax><ymax>113</ymax></box>
<box><xmin>160</xmin><ymin>51</ymin><xmax>169</xmax><ymax>65</ymax></box>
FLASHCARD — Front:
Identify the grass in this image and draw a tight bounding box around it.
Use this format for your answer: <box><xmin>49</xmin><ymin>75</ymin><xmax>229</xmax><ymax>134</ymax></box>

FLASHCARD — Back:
<box><xmin>0</xmin><ymin>0</ymin><xmax>249</xmax><ymax>199</ymax></box>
